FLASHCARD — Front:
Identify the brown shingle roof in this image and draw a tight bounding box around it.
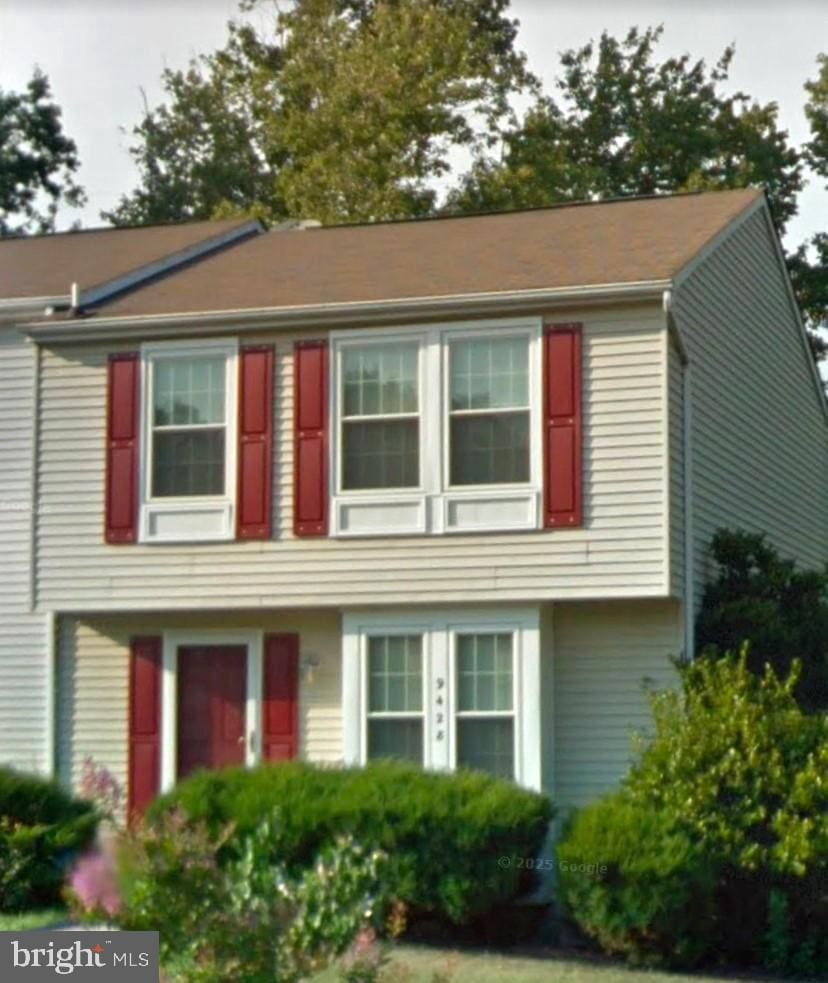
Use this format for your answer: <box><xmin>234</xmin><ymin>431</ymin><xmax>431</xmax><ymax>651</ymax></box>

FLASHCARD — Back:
<box><xmin>93</xmin><ymin>189</ymin><xmax>762</xmax><ymax>319</ymax></box>
<box><xmin>0</xmin><ymin>218</ymin><xmax>255</xmax><ymax>300</ymax></box>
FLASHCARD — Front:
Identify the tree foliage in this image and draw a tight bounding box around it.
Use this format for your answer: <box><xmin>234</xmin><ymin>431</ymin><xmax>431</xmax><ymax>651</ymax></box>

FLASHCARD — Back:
<box><xmin>788</xmin><ymin>54</ymin><xmax>828</xmax><ymax>352</ymax></box>
<box><xmin>696</xmin><ymin>528</ymin><xmax>828</xmax><ymax>712</ymax></box>
<box><xmin>0</xmin><ymin>70</ymin><xmax>85</xmax><ymax>235</ymax></box>
<box><xmin>106</xmin><ymin>0</ymin><xmax>531</xmax><ymax>226</ymax></box>
<box><xmin>103</xmin><ymin>20</ymin><xmax>284</xmax><ymax>226</ymax></box>
<box><xmin>448</xmin><ymin>27</ymin><xmax>802</xmax><ymax>231</ymax></box>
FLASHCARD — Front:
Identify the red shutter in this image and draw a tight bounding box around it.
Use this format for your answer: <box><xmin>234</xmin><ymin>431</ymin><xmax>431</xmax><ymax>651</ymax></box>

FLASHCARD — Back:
<box><xmin>105</xmin><ymin>353</ymin><xmax>140</xmax><ymax>544</ymax></box>
<box><xmin>294</xmin><ymin>341</ymin><xmax>329</xmax><ymax>536</ymax></box>
<box><xmin>262</xmin><ymin>634</ymin><xmax>299</xmax><ymax>761</ymax></box>
<box><xmin>237</xmin><ymin>345</ymin><xmax>275</xmax><ymax>539</ymax></box>
<box><xmin>544</xmin><ymin>323</ymin><xmax>583</xmax><ymax>528</ymax></box>
<box><xmin>128</xmin><ymin>636</ymin><xmax>162</xmax><ymax>817</ymax></box>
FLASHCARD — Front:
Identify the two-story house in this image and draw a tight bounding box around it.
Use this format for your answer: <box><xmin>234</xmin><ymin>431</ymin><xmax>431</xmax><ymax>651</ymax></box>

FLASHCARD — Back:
<box><xmin>2</xmin><ymin>188</ymin><xmax>827</xmax><ymax>818</ymax></box>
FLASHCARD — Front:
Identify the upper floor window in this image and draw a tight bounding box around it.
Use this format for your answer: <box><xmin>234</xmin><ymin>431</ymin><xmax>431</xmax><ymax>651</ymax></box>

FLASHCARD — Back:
<box><xmin>151</xmin><ymin>355</ymin><xmax>227</xmax><ymax>497</ymax></box>
<box><xmin>140</xmin><ymin>339</ymin><xmax>238</xmax><ymax>543</ymax></box>
<box><xmin>448</xmin><ymin>336</ymin><xmax>530</xmax><ymax>487</ymax></box>
<box><xmin>341</xmin><ymin>342</ymin><xmax>420</xmax><ymax>490</ymax></box>
<box><xmin>331</xmin><ymin>319</ymin><xmax>541</xmax><ymax>536</ymax></box>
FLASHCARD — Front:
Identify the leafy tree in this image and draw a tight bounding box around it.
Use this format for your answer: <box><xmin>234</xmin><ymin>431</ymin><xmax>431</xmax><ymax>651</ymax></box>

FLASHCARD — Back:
<box><xmin>106</xmin><ymin>0</ymin><xmax>531</xmax><ymax>226</ymax></box>
<box><xmin>695</xmin><ymin>528</ymin><xmax>828</xmax><ymax>712</ymax></box>
<box><xmin>0</xmin><ymin>70</ymin><xmax>85</xmax><ymax>235</ymax></box>
<box><xmin>104</xmin><ymin>20</ymin><xmax>284</xmax><ymax>226</ymax></box>
<box><xmin>448</xmin><ymin>27</ymin><xmax>803</xmax><ymax>232</ymax></box>
<box><xmin>788</xmin><ymin>54</ymin><xmax>828</xmax><ymax>356</ymax></box>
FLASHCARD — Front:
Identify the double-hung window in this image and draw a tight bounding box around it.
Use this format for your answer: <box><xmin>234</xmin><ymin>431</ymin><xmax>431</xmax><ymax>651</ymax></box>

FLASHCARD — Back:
<box><xmin>454</xmin><ymin>632</ymin><xmax>515</xmax><ymax>779</ymax></box>
<box><xmin>331</xmin><ymin>318</ymin><xmax>541</xmax><ymax>536</ymax></box>
<box><xmin>366</xmin><ymin>634</ymin><xmax>424</xmax><ymax>763</ymax></box>
<box><xmin>344</xmin><ymin>609</ymin><xmax>541</xmax><ymax>790</ymax></box>
<box><xmin>140</xmin><ymin>339</ymin><xmax>238</xmax><ymax>543</ymax></box>
<box><xmin>341</xmin><ymin>342</ymin><xmax>420</xmax><ymax>491</ymax></box>
<box><xmin>448</xmin><ymin>336</ymin><xmax>530</xmax><ymax>487</ymax></box>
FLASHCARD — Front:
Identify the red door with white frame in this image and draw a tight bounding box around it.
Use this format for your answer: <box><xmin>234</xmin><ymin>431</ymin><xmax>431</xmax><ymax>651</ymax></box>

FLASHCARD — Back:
<box><xmin>177</xmin><ymin>645</ymin><xmax>247</xmax><ymax>779</ymax></box>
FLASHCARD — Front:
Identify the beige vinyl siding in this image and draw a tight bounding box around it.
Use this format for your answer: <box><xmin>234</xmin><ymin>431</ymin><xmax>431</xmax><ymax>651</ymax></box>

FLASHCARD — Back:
<box><xmin>57</xmin><ymin>610</ymin><xmax>342</xmax><ymax>795</ymax></box>
<box><xmin>552</xmin><ymin>599</ymin><xmax>682</xmax><ymax>813</ymax></box>
<box><xmin>668</xmin><ymin>341</ymin><xmax>686</xmax><ymax>600</ymax></box>
<box><xmin>673</xmin><ymin>206</ymin><xmax>828</xmax><ymax>601</ymax></box>
<box><xmin>36</xmin><ymin>305</ymin><xmax>670</xmax><ymax>612</ymax></box>
<box><xmin>0</xmin><ymin>331</ymin><xmax>49</xmax><ymax>772</ymax></box>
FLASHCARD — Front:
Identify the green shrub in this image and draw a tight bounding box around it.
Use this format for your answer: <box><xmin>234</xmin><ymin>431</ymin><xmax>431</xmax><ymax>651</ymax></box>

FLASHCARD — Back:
<box><xmin>557</xmin><ymin>794</ymin><xmax>717</xmax><ymax>967</ymax></box>
<box><xmin>557</xmin><ymin>654</ymin><xmax>828</xmax><ymax>974</ymax></box>
<box><xmin>0</xmin><ymin>767</ymin><xmax>97</xmax><ymax>910</ymax></box>
<box><xmin>118</xmin><ymin>809</ymin><xmax>389</xmax><ymax>982</ymax></box>
<box><xmin>150</xmin><ymin>760</ymin><xmax>553</xmax><ymax>925</ymax></box>
<box><xmin>696</xmin><ymin>528</ymin><xmax>828</xmax><ymax>710</ymax></box>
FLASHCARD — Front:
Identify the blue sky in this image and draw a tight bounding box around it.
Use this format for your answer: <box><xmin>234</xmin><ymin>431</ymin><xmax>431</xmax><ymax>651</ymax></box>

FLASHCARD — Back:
<box><xmin>1</xmin><ymin>0</ymin><xmax>826</xmax><ymax>250</ymax></box>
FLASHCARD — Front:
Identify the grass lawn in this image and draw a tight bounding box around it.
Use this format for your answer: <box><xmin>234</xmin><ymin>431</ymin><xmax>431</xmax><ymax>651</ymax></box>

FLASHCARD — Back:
<box><xmin>314</xmin><ymin>943</ymin><xmax>795</xmax><ymax>983</ymax></box>
<box><xmin>0</xmin><ymin>908</ymin><xmax>67</xmax><ymax>931</ymax></box>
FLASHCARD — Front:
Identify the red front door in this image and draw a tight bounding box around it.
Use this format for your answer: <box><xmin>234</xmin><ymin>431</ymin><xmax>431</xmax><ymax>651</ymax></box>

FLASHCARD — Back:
<box><xmin>177</xmin><ymin>645</ymin><xmax>246</xmax><ymax>779</ymax></box>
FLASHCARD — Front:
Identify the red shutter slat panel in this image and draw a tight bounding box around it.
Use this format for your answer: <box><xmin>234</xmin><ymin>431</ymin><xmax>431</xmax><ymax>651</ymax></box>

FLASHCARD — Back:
<box><xmin>237</xmin><ymin>345</ymin><xmax>275</xmax><ymax>540</ymax></box>
<box><xmin>105</xmin><ymin>353</ymin><xmax>140</xmax><ymax>544</ymax></box>
<box><xmin>544</xmin><ymin>323</ymin><xmax>583</xmax><ymax>528</ymax></box>
<box><xmin>128</xmin><ymin>636</ymin><xmax>162</xmax><ymax>817</ymax></box>
<box><xmin>263</xmin><ymin>633</ymin><xmax>299</xmax><ymax>761</ymax></box>
<box><xmin>294</xmin><ymin>341</ymin><xmax>329</xmax><ymax>536</ymax></box>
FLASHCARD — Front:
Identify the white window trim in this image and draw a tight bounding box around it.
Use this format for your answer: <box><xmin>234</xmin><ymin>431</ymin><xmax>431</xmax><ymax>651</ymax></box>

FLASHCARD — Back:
<box><xmin>329</xmin><ymin>317</ymin><xmax>542</xmax><ymax>537</ymax></box>
<box><xmin>342</xmin><ymin>607</ymin><xmax>541</xmax><ymax>791</ymax></box>
<box><xmin>160</xmin><ymin>629</ymin><xmax>263</xmax><ymax>793</ymax></box>
<box><xmin>139</xmin><ymin>337</ymin><xmax>239</xmax><ymax>543</ymax></box>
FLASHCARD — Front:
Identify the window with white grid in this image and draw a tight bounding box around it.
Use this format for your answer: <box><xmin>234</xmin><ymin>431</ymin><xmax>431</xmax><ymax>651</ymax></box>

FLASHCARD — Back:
<box><xmin>343</xmin><ymin>609</ymin><xmax>541</xmax><ymax>791</ymax></box>
<box><xmin>366</xmin><ymin>634</ymin><xmax>424</xmax><ymax>764</ymax></box>
<box><xmin>448</xmin><ymin>337</ymin><xmax>530</xmax><ymax>486</ymax></box>
<box><xmin>341</xmin><ymin>342</ymin><xmax>420</xmax><ymax>490</ymax></box>
<box><xmin>151</xmin><ymin>356</ymin><xmax>228</xmax><ymax>497</ymax></box>
<box><xmin>455</xmin><ymin>632</ymin><xmax>515</xmax><ymax>780</ymax></box>
<box><xmin>139</xmin><ymin>338</ymin><xmax>237</xmax><ymax>543</ymax></box>
<box><xmin>331</xmin><ymin>319</ymin><xmax>541</xmax><ymax>536</ymax></box>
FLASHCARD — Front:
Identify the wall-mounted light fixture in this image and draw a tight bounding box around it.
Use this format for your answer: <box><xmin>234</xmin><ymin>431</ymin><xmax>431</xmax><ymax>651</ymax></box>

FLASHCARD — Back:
<box><xmin>301</xmin><ymin>653</ymin><xmax>321</xmax><ymax>684</ymax></box>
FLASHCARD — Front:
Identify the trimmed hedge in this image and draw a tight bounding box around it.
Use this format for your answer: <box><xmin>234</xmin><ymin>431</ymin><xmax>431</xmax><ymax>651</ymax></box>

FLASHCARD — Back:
<box><xmin>150</xmin><ymin>760</ymin><xmax>554</xmax><ymax>924</ymax></box>
<box><xmin>0</xmin><ymin>767</ymin><xmax>97</xmax><ymax>910</ymax></box>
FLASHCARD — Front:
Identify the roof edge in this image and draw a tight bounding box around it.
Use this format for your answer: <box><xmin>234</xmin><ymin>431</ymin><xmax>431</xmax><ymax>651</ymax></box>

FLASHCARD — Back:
<box><xmin>671</xmin><ymin>189</ymin><xmax>765</xmax><ymax>287</ymax></box>
<box><xmin>755</xmin><ymin>198</ymin><xmax>828</xmax><ymax>429</ymax></box>
<box><xmin>25</xmin><ymin>279</ymin><xmax>670</xmax><ymax>343</ymax></box>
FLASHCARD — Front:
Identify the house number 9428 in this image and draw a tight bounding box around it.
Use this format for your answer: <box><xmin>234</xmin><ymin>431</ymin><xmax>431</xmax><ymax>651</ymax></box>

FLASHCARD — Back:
<box><xmin>435</xmin><ymin>678</ymin><xmax>445</xmax><ymax>740</ymax></box>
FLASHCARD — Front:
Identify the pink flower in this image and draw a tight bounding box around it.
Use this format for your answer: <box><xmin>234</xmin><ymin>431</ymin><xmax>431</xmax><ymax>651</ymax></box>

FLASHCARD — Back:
<box><xmin>70</xmin><ymin>851</ymin><xmax>121</xmax><ymax>918</ymax></box>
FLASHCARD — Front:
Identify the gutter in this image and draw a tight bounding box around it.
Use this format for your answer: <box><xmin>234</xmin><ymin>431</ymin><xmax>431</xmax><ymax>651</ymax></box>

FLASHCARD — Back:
<box><xmin>0</xmin><ymin>295</ymin><xmax>69</xmax><ymax>318</ymax></box>
<box><xmin>44</xmin><ymin>611</ymin><xmax>56</xmax><ymax>778</ymax></box>
<box><xmin>663</xmin><ymin>288</ymin><xmax>695</xmax><ymax>660</ymax></box>
<box><xmin>23</xmin><ymin>278</ymin><xmax>670</xmax><ymax>343</ymax></box>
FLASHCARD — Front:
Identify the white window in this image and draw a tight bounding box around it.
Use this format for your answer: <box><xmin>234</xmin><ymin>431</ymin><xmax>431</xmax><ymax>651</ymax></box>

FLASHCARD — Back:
<box><xmin>455</xmin><ymin>632</ymin><xmax>515</xmax><ymax>779</ymax></box>
<box><xmin>341</xmin><ymin>341</ymin><xmax>420</xmax><ymax>491</ymax></box>
<box><xmin>140</xmin><ymin>339</ymin><xmax>238</xmax><ymax>543</ymax></box>
<box><xmin>343</xmin><ymin>608</ymin><xmax>541</xmax><ymax>790</ymax></box>
<box><xmin>366</xmin><ymin>634</ymin><xmax>424</xmax><ymax>763</ymax></box>
<box><xmin>331</xmin><ymin>318</ymin><xmax>541</xmax><ymax>536</ymax></box>
<box><xmin>447</xmin><ymin>336</ymin><xmax>530</xmax><ymax>487</ymax></box>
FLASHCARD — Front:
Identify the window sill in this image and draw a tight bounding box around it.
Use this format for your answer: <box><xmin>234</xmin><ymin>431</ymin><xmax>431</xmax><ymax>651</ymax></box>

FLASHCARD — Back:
<box><xmin>139</xmin><ymin>500</ymin><xmax>234</xmax><ymax>544</ymax></box>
